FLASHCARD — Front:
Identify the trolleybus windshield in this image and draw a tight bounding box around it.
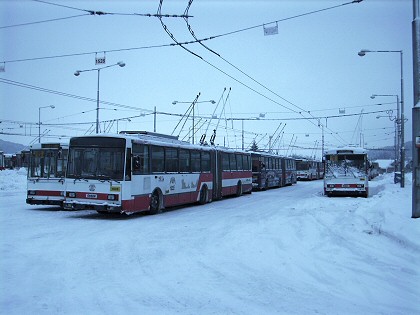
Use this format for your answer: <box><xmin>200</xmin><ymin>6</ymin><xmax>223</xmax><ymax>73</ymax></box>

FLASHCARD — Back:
<box><xmin>325</xmin><ymin>154</ymin><xmax>366</xmax><ymax>178</ymax></box>
<box><xmin>296</xmin><ymin>162</ymin><xmax>310</xmax><ymax>171</ymax></box>
<box><xmin>29</xmin><ymin>149</ymin><xmax>67</xmax><ymax>179</ymax></box>
<box><xmin>67</xmin><ymin>137</ymin><xmax>125</xmax><ymax>181</ymax></box>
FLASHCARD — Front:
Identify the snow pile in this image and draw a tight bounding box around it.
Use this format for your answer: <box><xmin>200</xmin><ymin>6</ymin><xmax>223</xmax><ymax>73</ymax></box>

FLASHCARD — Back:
<box><xmin>0</xmin><ymin>168</ymin><xmax>26</xmax><ymax>192</ymax></box>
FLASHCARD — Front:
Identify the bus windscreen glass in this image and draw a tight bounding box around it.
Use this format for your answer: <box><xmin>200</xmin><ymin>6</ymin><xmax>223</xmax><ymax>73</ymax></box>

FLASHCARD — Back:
<box><xmin>325</xmin><ymin>154</ymin><xmax>366</xmax><ymax>178</ymax></box>
<box><xmin>67</xmin><ymin>138</ymin><xmax>125</xmax><ymax>181</ymax></box>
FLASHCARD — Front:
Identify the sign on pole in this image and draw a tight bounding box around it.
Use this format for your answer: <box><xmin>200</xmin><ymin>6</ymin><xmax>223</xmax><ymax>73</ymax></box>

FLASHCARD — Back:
<box><xmin>95</xmin><ymin>52</ymin><xmax>106</xmax><ymax>65</ymax></box>
<box><xmin>263</xmin><ymin>22</ymin><xmax>278</xmax><ymax>36</ymax></box>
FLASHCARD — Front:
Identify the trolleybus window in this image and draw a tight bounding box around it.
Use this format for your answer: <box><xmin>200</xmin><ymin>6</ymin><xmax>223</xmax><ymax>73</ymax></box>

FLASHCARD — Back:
<box><xmin>132</xmin><ymin>144</ymin><xmax>149</xmax><ymax>175</ymax></box>
<box><xmin>325</xmin><ymin>154</ymin><xmax>366</xmax><ymax>177</ymax></box>
<box><xmin>244</xmin><ymin>155</ymin><xmax>250</xmax><ymax>170</ymax></box>
<box><xmin>165</xmin><ymin>147</ymin><xmax>178</xmax><ymax>173</ymax></box>
<box><xmin>201</xmin><ymin>151</ymin><xmax>211</xmax><ymax>172</ymax></box>
<box><xmin>222</xmin><ymin>153</ymin><xmax>230</xmax><ymax>171</ymax></box>
<box><xmin>229</xmin><ymin>154</ymin><xmax>237</xmax><ymax>171</ymax></box>
<box><xmin>236</xmin><ymin>154</ymin><xmax>243</xmax><ymax>170</ymax></box>
<box><xmin>179</xmin><ymin>149</ymin><xmax>190</xmax><ymax>173</ymax></box>
<box><xmin>151</xmin><ymin>146</ymin><xmax>165</xmax><ymax>173</ymax></box>
<box><xmin>30</xmin><ymin>149</ymin><xmax>67</xmax><ymax>179</ymax></box>
<box><xmin>67</xmin><ymin>147</ymin><xmax>125</xmax><ymax>180</ymax></box>
<box><xmin>191</xmin><ymin>151</ymin><xmax>201</xmax><ymax>172</ymax></box>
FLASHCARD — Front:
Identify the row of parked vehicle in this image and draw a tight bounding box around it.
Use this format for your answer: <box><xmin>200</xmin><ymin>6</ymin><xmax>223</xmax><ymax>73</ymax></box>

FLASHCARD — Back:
<box><xmin>23</xmin><ymin>133</ymin><xmax>324</xmax><ymax>214</ymax></box>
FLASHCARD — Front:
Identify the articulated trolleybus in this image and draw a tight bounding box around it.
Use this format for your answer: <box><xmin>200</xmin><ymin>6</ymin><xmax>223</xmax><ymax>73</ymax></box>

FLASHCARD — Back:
<box><xmin>27</xmin><ymin>143</ymin><xmax>68</xmax><ymax>206</ymax></box>
<box><xmin>64</xmin><ymin>132</ymin><xmax>252</xmax><ymax>214</ymax></box>
<box><xmin>323</xmin><ymin>147</ymin><xmax>369</xmax><ymax>197</ymax></box>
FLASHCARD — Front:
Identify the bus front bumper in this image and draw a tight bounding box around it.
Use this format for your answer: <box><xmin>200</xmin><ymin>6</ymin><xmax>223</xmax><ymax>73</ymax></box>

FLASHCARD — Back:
<box><xmin>63</xmin><ymin>201</ymin><xmax>122</xmax><ymax>213</ymax></box>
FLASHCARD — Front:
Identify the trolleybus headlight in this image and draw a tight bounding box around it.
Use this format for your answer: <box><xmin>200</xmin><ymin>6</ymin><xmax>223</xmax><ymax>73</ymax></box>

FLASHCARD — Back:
<box><xmin>356</xmin><ymin>184</ymin><xmax>364</xmax><ymax>188</ymax></box>
<box><xmin>107</xmin><ymin>194</ymin><xmax>118</xmax><ymax>201</ymax></box>
<box><xmin>327</xmin><ymin>184</ymin><xmax>335</xmax><ymax>188</ymax></box>
<box><xmin>28</xmin><ymin>190</ymin><xmax>36</xmax><ymax>195</ymax></box>
<box><xmin>67</xmin><ymin>192</ymin><xmax>76</xmax><ymax>198</ymax></box>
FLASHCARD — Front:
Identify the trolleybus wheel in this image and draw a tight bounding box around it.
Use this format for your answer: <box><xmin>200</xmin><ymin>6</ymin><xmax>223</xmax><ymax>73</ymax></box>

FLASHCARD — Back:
<box><xmin>149</xmin><ymin>190</ymin><xmax>162</xmax><ymax>215</ymax></box>
<box><xmin>236</xmin><ymin>181</ymin><xmax>243</xmax><ymax>197</ymax></box>
<box><xmin>199</xmin><ymin>185</ymin><xmax>208</xmax><ymax>205</ymax></box>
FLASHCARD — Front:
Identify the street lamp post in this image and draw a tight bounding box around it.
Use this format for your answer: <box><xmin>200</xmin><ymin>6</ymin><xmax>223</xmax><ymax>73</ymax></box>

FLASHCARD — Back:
<box><xmin>172</xmin><ymin>96</ymin><xmax>216</xmax><ymax>144</ymax></box>
<box><xmin>74</xmin><ymin>61</ymin><xmax>125</xmax><ymax>134</ymax></box>
<box><xmin>38</xmin><ymin>105</ymin><xmax>55</xmax><ymax>143</ymax></box>
<box><xmin>358</xmin><ymin>49</ymin><xmax>405</xmax><ymax>187</ymax></box>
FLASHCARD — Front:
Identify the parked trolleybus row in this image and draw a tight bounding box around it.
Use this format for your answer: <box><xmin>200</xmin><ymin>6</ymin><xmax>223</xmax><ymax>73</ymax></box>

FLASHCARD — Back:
<box><xmin>0</xmin><ymin>150</ymin><xmax>30</xmax><ymax>170</ymax></box>
<box><xmin>295</xmin><ymin>159</ymin><xmax>324</xmax><ymax>180</ymax></box>
<box><xmin>24</xmin><ymin>132</ymin><xmax>370</xmax><ymax>215</ymax></box>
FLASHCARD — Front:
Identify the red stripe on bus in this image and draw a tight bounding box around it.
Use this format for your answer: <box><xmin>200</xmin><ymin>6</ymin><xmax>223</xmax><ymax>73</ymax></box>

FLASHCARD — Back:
<box><xmin>73</xmin><ymin>192</ymin><xmax>112</xmax><ymax>200</ymax></box>
<box><xmin>222</xmin><ymin>171</ymin><xmax>252</xmax><ymax>179</ymax></box>
<box><xmin>31</xmin><ymin>190</ymin><xmax>63</xmax><ymax>197</ymax></box>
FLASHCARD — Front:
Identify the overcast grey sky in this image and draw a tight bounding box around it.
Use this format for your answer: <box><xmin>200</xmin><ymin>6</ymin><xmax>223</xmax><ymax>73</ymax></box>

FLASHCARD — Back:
<box><xmin>0</xmin><ymin>0</ymin><xmax>414</xmax><ymax>159</ymax></box>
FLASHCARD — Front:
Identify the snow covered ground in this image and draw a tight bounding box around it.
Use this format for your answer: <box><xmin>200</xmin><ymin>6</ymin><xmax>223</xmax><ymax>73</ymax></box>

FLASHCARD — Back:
<box><xmin>0</xmin><ymin>169</ymin><xmax>419</xmax><ymax>315</ymax></box>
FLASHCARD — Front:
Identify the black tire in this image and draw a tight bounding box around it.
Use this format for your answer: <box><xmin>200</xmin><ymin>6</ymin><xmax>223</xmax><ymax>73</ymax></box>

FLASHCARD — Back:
<box><xmin>236</xmin><ymin>181</ymin><xmax>243</xmax><ymax>197</ymax></box>
<box><xmin>149</xmin><ymin>190</ymin><xmax>162</xmax><ymax>215</ymax></box>
<box><xmin>199</xmin><ymin>185</ymin><xmax>208</xmax><ymax>205</ymax></box>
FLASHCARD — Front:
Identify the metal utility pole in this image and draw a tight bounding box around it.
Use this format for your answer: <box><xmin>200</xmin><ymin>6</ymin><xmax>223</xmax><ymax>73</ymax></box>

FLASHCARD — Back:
<box><xmin>413</xmin><ymin>0</ymin><xmax>420</xmax><ymax>218</ymax></box>
<box><xmin>400</xmin><ymin>51</ymin><xmax>406</xmax><ymax>188</ymax></box>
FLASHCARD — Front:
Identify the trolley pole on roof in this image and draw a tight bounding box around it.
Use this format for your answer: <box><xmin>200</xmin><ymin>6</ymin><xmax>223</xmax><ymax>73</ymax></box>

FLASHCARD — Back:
<box><xmin>412</xmin><ymin>0</ymin><xmax>420</xmax><ymax>218</ymax></box>
<box><xmin>154</xmin><ymin>106</ymin><xmax>157</xmax><ymax>132</ymax></box>
<box><xmin>38</xmin><ymin>105</ymin><xmax>55</xmax><ymax>143</ymax></box>
<box><xmin>242</xmin><ymin>119</ymin><xmax>244</xmax><ymax>150</ymax></box>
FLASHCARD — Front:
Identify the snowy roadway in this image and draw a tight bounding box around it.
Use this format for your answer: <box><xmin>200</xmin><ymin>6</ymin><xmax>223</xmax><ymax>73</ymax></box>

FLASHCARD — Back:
<box><xmin>1</xmin><ymin>169</ymin><xmax>419</xmax><ymax>314</ymax></box>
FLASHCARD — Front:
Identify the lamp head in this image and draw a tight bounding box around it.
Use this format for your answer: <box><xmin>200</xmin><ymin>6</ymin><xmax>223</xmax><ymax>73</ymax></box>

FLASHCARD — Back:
<box><xmin>50</xmin><ymin>105</ymin><xmax>55</xmax><ymax>109</ymax></box>
<box><xmin>117</xmin><ymin>61</ymin><xmax>125</xmax><ymax>67</ymax></box>
<box><xmin>358</xmin><ymin>49</ymin><xmax>370</xmax><ymax>57</ymax></box>
<box><xmin>210</xmin><ymin>100</ymin><xmax>216</xmax><ymax>104</ymax></box>
<box><xmin>172</xmin><ymin>101</ymin><xmax>177</xmax><ymax>105</ymax></box>
<box><xmin>74</xmin><ymin>71</ymin><xmax>81</xmax><ymax>76</ymax></box>
<box><xmin>370</xmin><ymin>95</ymin><xmax>376</xmax><ymax>99</ymax></box>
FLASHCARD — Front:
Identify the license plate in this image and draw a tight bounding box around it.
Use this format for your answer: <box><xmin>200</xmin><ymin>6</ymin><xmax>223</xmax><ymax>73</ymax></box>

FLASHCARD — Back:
<box><xmin>86</xmin><ymin>193</ymin><xmax>97</xmax><ymax>199</ymax></box>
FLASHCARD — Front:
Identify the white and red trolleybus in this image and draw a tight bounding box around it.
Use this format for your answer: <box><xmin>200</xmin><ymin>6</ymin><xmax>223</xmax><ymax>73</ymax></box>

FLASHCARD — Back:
<box><xmin>251</xmin><ymin>152</ymin><xmax>283</xmax><ymax>190</ymax></box>
<box><xmin>26</xmin><ymin>143</ymin><xmax>68</xmax><ymax>206</ymax></box>
<box><xmin>295</xmin><ymin>159</ymin><xmax>319</xmax><ymax>180</ymax></box>
<box><xmin>323</xmin><ymin>147</ymin><xmax>369</xmax><ymax>197</ymax></box>
<box><xmin>281</xmin><ymin>157</ymin><xmax>297</xmax><ymax>186</ymax></box>
<box><xmin>63</xmin><ymin>132</ymin><xmax>252</xmax><ymax>214</ymax></box>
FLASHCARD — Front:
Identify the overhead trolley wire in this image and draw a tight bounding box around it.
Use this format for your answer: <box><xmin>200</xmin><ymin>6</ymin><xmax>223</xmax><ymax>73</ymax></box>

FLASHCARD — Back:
<box><xmin>32</xmin><ymin>0</ymin><xmax>92</xmax><ymax>13</ymax></box>
<box><xmin>0</xmin><ymin>14</ymin><xmax>90</xmax><ymax>29</ymax></box>
<box><xmin>1</xmin><ymin>0</ymin><xmax>191</xmax><ymax>30</ymax></box>
<box><xmin>180</xmin><ymin>0</ymin><xmax>362</xmax><ymax>146</ymax></box>
<box><xmin>210</xmin><ymin>0</ymin><xmax>363</xmax><ymax>40</ymax></box>
<box><xmin>2</xmin><ymin>0</ymin><xmax>363</xmax><ymax>62</ymax></box>
<box><xmin>0</xmin><ymin>78</ymin><xmax>153</xmax><ymax>113</ymax></box>
<box><xmin>32</xmin><ymin>0</ymin><xmax>192</xmax><ymax>17</ymax></box>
